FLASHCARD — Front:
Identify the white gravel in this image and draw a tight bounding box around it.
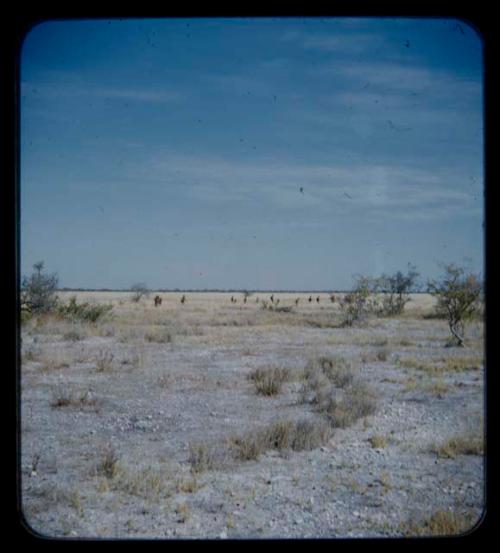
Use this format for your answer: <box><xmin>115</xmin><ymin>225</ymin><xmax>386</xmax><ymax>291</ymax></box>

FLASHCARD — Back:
<box><xmin>20</xmin><ymin>293</ymin><xmax>485</xmax><ymax>539</ymax></box>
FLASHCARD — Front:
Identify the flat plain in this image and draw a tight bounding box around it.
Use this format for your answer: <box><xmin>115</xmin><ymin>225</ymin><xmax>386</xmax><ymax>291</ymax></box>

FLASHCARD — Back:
<box><xmin>20</xmin><ymin>291</ymin><xmax>485</xmax><ymax>539</ymax></box>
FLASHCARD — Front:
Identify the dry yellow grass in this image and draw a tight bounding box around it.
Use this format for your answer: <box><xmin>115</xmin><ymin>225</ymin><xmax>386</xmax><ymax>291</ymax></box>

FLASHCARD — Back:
<box><xmin>431</xmin><ymin>433</ymin><xmax>484</xmax><ymax>459</ymax></box>
<box><xmin>368</xmin><ymin>435</ymin><xmax>388</xmax><ymax>449</ymax></box>
<box><xmin>398</xmin><ymin>354</ymin><xmax>483</xmax><ymax>376</ymax></box>
<box><xmin>22</xmin><ymin>290</ymin><xmax>484</xmax><ymax>538</ymax></box>
<box><xmin>400</xmin><ymin>509</ymin><xmax>479</xmax><ymax>536</ymax></box>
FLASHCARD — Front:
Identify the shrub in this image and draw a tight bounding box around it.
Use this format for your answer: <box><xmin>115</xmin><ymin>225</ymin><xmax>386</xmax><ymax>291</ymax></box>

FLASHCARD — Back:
<box><xmin>400</xmin><ymin>509</ymin><xmax>479</xmax><ymax>537</ymax></box>
<box><xmin>248</xmin><ymin>367</ymin><xmax>290</xmax><ymax>396</ymax></box>
<box><xmin>229</xmin><ymin>433</ymin><xmax>266</xmax><ymax>462</ymax></box>
<box><xmin>324</xmin><ymin>381</ymin><xmax>377</xmax><ymax>428</ymax></box>
<box><xmin>264</xmin><ymin>420</ymin><xmax>294</xmax><ymax>450</ymax></box>
<box><xmin>368</xmin><ymin>434</ymin><xmax>388</xmax><ymax>449</ymax></box>
<box><xmin>130</xmin><ymin>282</ymin><xmax>150</xmax><ymax>303</ymax></box>
<box><xmin>318</xmin><ymin>356</ymin><xmax>354</xmax><ymax>387</ymax></box>
<box><xmin>21</xmin><ymin>261</ymin><xmax>59</xmax><ymax>314</ymax></box>
<box><xmin>300</xmin><ymin>356</ymin><xmax>357</xmax><ymax>407</ymax></box>
<box><xmin>263</xmin><ymin>419</ymin><xmax>331</xmax><ymax>452</ymax></box>
<box><xmin>188</xmin><ymin>443</ymin><xmax>220</xmax><ymax>473</ymax></box>
<box><xmin>144</xmin><ymin>328</ymin><xmax>172</xmax><ymax>343</ymax></box>
<box><xmin>287</xmin><ymin>419</ymin><xmax>332</xmax><ymax>451</ymax></box>
<box><xmin>176</xmin><ymin>476</ymin><xmax>200</xmax><ymax>494</ymax></box>
<box><xmin>109</xmin><ymin>466</ymin><xmax>168</xmax><ymax>499</ymax></box>
<box><xmin>50</xmin><ymin>386</ymin><xmax>96</xmax><ymax>409</ymax></box>
<box><xmin>63</xmin><ymin>328</ymin><xmax>84</xmax><ymax>342</ymax></box>
<box><xmin>230</xmin><ymin>418</ymin><xmax>331</xmax><ymax>461</ymax></box>
<box><xmin>376</xmin><ymin>264</ymin><xmax>420</xmax><ymax>316</ymax></box>
<box><xmin>96</xmin><ymin>446</ymin><xmax>120</xmax><ymax>479</ymax></box>
<box><xmin>304</xmin><ymin>356</ymin><xmax>354</xmax><ymax>388</ymax></box>
<box><xmin>431</xmin><ymin>433</ymin><xmax>484</xmax><ymax>458</ymax></box>
<box><xmin>428</xmin><ymin>264</ymin><xmax>483</xmax><ymax>347</ymax></box>
<box><xmin>339</xmin><ymin>276</ymin><xmax>378</xmax><ymax>326</ymax></box>
<box><xmin>95</xmin><ymin>350</ymin><xmax>114</xmax><ymax>372</ymax></box>
<box><xmin>57</xmin><ymin>295</ymin><xmax>113</xmax><ymax>323</ymax></box>
<box><xmin>39</xmin><ymin>351</ymin><xmax>71</xmax><ymax>372</ymax></box>
<box><xmin>376</xmin><ymin>348</ymin><xmax>390</xmax><ymax>362</ymax></box>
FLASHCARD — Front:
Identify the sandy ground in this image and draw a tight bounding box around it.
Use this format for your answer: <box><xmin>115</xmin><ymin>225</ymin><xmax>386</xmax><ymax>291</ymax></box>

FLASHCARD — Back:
<box><xmin>20</xmin><ymin>292</ymin><xmax>485</xmax><ymax>539</ymax></box>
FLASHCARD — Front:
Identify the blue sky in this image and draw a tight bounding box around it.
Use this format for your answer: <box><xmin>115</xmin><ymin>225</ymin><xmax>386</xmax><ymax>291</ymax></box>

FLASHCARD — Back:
<box><xmin>20</xmin><ymin>17</ymin><xmax>484</xmax><ymax>290</ymax></box>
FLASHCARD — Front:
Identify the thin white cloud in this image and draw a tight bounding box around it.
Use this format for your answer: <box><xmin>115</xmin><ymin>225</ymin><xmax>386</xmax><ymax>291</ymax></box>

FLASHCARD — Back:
<box><xmin>91</xmin><ymin>87</ymin><xmax>180</xmax><ymax>103</ymax></box>
<box><xmin>124</xmin><ymin>151</ymin><xmax>480</xmax><ymax>221</ymax></box>
<box><xmin>281</xmin><ymin>29</ymin><xmax>386</xmax><ymax>55</ymax></box>
<box><xmin>324</xmin><ymin>60</ymin><xmax>482</xmax><ymax>104</ymax></box>
<box><xmin>201</xmin><ymin>72</ymin><xmax>274</xmax><ymax>97</ymax></box>
<box><xmin>22</xmin><ymin>79</ymin><xmax>181</xmax><ymax>104</ymax></box>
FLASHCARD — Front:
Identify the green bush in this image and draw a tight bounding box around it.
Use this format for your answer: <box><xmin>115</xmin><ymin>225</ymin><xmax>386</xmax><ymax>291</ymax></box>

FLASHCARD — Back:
<box><xmin>21</xmin><ymin>261</ymin><xmax>59</xmax><ymax>314</ymax></box>
<box><xmin>428</xmin><ymin>264</ymin><xmax>483</xmax><ymax>347</ymax></box>
<box><xmin>376</xmin><ymin>264</ymin><xmax>420</xmax><ymax>316</ymax></box>
<box><xmin>339</xmin><ymin>276</ymin><xmax>378</xmax><ymax>327</ymax></box>
<box><xmin>57</xmin><ymin>295</ymin><xmax>113</xmax><ymax>323</ymax></box>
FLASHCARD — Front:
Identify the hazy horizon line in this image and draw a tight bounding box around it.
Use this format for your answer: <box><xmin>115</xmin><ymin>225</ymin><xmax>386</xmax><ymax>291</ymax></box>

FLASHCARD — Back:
<box><xmin>55</xmin><ymin>287</ymin><xmax>430</xmax><ymax>294</ymax></box>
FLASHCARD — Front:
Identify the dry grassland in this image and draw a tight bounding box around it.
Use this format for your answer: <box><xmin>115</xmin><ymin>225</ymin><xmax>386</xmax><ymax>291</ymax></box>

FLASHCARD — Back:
<box><xmin>20</xmin><ymin>291</ymin><xmax>485</xmax><ymax>539</ymax></box>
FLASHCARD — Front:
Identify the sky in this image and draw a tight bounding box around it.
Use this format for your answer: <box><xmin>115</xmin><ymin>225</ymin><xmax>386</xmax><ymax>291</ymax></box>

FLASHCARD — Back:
<box><xmin>20</xmin><ymin>17</ymin><xmax>484</xmax><ymax>291</ymax></box>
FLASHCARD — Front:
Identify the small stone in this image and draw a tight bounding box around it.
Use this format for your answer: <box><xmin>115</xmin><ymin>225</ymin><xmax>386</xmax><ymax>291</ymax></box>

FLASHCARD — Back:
<box><xmin>219</xmin><ymin>531</ymin><xmax>228</xmax><ymax>539</ymax></box>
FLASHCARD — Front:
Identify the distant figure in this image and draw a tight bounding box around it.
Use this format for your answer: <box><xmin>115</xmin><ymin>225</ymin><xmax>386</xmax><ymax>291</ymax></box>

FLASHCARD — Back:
<box><xmin>154</xmin><ymin>295</ymin><xmax>162</xmax><ymax>307</ymax></box>
<box><xmin>231</xmin><ymin>296</ymin><xmax>235</xmax><ymax>303</ymax></box>
<box><xmin>243</xmin><ymin>296</ymin><xmax>247</xmax><ymax>304</ymax></box>
<box><xmin>330</xmin><ymin>294</ymin><xmax>336</xmax><ymax>303</ymax></box>
<box><xmin>295</xmin><ymin>298</ymin><xmax>300</xmax><ymax>306</ymax></box>
<box><xmin>316</xmin><ymin>296</ymin><xmax>320</xmax><ymax>303</ymax></box>
<box><xmin>308</xmin><ymin>296</ymin><xmax>312</xmax><ymax>303</ymax></box>
<box><xmin>181</xmin><ymin>295</ymin><xmax>186</xmax><ymax>304</ymax></box>
<box><xmin>270</xmin><ymin>294</ymin><xmax>274</xmax><ymax>304</ymax></box>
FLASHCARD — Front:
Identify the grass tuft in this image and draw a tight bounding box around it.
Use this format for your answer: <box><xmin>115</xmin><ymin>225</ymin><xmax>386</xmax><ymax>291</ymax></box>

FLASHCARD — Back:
<box><xmin>144</xmin><ymin>328</ymin><xmax>172</xmax><ymax>343</ymax></box>
<box><xmin>368</xmin><ymin>434</ymin><xmax>388</xmax><ymax>449</ymax></box>
<box><xmin>324</xmin><ymin>381</ymin><xmax>377</xmax><ymax>428</ymax></box>
<box><xmin>96</xmin><ymin>446</ymin><xmax>120</xmax><ymax>479</ymax></box>
<box><xmin>399</xmin><ymin>509</ymin><xmax>479</xmax><ymax>536</ymax></box>
<box><xmin>304</xmin><ymin>356</ymin><xmax>354</xmax><ymax>388</ymax></box>
<box><xmin>50</xmin><ymin>386</ymin><xmax>96</xmax><ymax>409</ymax></box>
<box><xmin>230</xmin><ymin>418</ymin><xmax>331</xmax><ymax>462</ymax></box>
<box><xmin>431</xmin><ymin>433</ymin><xmax>484</xmax><ymax>459</ymax></box>
<box><xmin>248</xmin><ymin>367</ymin><xmax>291</xmax><ymax>396</ymax></box>
<box><xmin>188</xmin><ymin>442</ymin><xmax>222</xmax><ymax>473</ymax></box>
